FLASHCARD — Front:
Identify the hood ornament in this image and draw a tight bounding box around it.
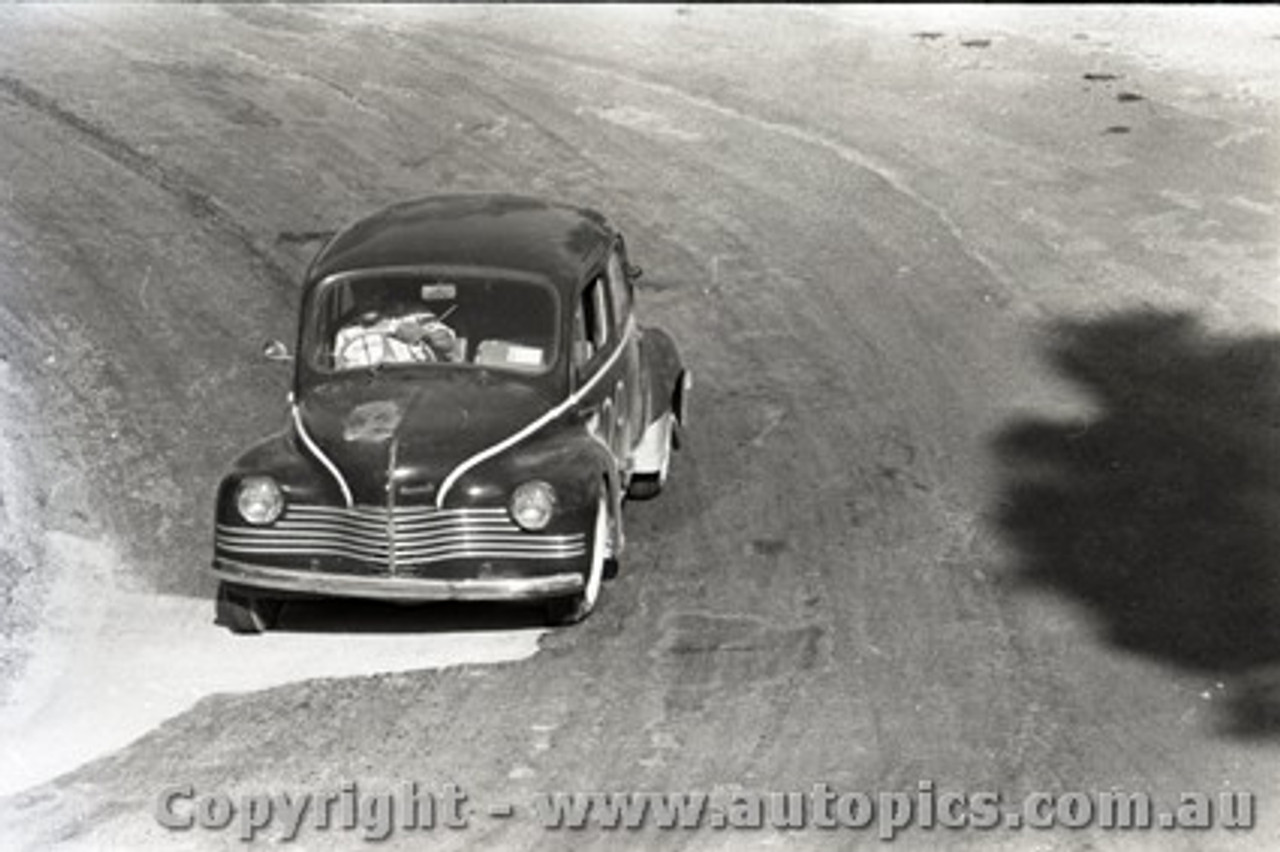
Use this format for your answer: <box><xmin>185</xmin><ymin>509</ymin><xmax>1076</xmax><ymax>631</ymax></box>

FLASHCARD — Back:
<box><xmin>397</xmin><ymin>481</ymin><xmax>437</xmax><ymax>497</ymax></box>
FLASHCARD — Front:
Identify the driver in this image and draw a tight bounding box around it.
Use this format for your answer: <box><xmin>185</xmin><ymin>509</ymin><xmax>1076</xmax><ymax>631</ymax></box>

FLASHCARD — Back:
<box><xmin>333</xmin><ymin>306</ymin><xmax>462</xmax><ymax>369</ymax></box>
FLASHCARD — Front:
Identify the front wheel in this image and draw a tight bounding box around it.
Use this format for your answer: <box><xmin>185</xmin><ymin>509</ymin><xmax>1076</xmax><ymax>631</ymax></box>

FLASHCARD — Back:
<box><xmin>545</xmin><ymin>494</ymin><xmax>611</xmax><ymax>626</ymax></box>
<box><xmin>216</xmin><ymin>582</ymin><xmax>283</xmax><ymax>634</ymax></box>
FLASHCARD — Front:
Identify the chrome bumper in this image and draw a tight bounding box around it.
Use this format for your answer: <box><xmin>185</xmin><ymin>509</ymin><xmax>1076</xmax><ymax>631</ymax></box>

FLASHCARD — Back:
<box><xmin>212</xmin><ymin>557</ymin><xmax>584</xmax><ymax>602</ymax></box>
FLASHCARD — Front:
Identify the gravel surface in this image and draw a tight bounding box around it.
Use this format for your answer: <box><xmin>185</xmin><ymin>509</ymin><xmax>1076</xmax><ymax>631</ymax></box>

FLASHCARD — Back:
<box><xmin>0</xmin><ymin>5</ymin><xmax>1276</xmax><ymax>850</ymax></box>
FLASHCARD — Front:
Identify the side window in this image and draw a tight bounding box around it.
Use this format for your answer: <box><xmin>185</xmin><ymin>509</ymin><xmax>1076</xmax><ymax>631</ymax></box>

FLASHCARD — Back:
<box><xmin>606</xmin><ymin>249</ymin><xmax>632</xmax><ymax>327</ymax></box>
<box><xmin>572</xmin><ymin>300</ymin><xmax>592</xmax><ymax>369</ymax></box>
<box><xmin>573</xmin><ymin>276</ymin><xmax>614</xmax><ymax>375</ymax></box>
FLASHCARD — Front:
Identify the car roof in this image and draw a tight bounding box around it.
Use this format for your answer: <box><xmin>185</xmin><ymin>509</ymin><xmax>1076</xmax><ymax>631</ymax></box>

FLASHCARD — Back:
<box><xmin>305</xmin><ymin>194</ymin><xmax>615</xmax><ymax>291</ymax></box>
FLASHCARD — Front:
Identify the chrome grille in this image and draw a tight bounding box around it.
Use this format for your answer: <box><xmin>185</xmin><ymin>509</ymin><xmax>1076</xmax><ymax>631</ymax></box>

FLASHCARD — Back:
<box><xmin>216</xmin><ymin>504</ymin><xmax>587</xmax><ymax>570</ymax></box>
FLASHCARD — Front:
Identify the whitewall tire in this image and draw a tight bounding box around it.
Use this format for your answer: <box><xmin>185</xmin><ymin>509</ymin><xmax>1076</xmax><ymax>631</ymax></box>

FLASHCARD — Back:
<box><xmin>545</xmin><ymin>493</ymin><xmax>610</xmax><ymax>625</ymax></box>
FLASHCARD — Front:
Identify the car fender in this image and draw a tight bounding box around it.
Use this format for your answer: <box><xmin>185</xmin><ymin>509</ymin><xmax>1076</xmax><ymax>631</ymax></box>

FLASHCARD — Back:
<box><xmin>447</xmin><ymin>422</ymin><xmax>625</xmax><ymax>554</ymax></box>
<box><xmin>639</xmin><ymin>325</ymin><xmax>688</xmax><ymax>427</ymax></box>
<box><xmin>446</xmin><ymin>422</ymin><xmax>618</xmax><ymax>513</ymax></box>
<box><xmin>216</xmin><ymin>428</ymin><xmax>336</xmax><ymax>523</ymax></box>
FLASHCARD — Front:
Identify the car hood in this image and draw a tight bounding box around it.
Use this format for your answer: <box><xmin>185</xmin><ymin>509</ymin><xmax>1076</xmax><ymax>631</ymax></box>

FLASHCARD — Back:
<box><xmin>296</xmin><ymin>372</ymin><xmax>556</xmax><ymax>505</ymax></box>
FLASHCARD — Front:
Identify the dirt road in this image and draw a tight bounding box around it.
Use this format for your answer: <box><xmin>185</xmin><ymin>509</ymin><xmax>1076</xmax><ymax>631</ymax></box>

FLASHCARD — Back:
<box><xmin>1</xmin><ymin>6</ymin><xmax>1277</xmax><ymax>850</ymax></box>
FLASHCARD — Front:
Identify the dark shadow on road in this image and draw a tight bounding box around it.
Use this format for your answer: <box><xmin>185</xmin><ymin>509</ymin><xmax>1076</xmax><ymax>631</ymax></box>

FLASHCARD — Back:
<box><xmin>994</xmin><ymin>311</ymin><xmax>1280</xmax><ymax>737</ymax></box>
<box><xmin>271</xmin><ymin>598</ymin><xmax>550</xmax><ymax>634</ymax></box>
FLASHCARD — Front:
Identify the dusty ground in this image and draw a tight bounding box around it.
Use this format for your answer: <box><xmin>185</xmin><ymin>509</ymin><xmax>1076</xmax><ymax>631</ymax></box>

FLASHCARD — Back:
<box><xmin>0</xmin><ymin>4</ymin><xmax>1277</xmax><ymax>850</ymax></box>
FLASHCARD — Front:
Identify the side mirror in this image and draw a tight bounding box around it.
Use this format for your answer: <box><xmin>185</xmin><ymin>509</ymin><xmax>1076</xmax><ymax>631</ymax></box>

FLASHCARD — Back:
<box><xmin>262</xmin><ymin>340</ymin><xmax>293</xmax><ymax>362</ymax></box>
<box><xmin>573</xmin><ymin>340</ymin><xmax>596</xmax><ymax>367</ymax></box>
<box><xmin>624</xmin><ymin>263</ymin><xmax>644</xmax><ymax>281</ymax></box>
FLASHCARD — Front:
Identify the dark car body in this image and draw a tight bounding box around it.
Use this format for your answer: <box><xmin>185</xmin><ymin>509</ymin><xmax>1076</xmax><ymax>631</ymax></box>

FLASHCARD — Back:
<box><xmin>211</xmin><ymin>195</ymin><xmax>689</xmax><ymax>631</ymax></box>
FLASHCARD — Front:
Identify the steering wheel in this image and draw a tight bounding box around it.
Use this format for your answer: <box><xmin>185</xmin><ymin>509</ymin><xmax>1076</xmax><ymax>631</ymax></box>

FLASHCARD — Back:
<box><xmin>404</xmin><ymin>336</ymin><xmax>438</xmax><ymax>363</ymax></box>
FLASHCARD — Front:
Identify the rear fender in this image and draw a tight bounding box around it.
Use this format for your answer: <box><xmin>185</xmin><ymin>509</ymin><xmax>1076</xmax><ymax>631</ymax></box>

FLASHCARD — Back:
<box><xmin>639</xmin><ymin>326</ymin><xmax>687</xmax><ymax>427</ymax></box>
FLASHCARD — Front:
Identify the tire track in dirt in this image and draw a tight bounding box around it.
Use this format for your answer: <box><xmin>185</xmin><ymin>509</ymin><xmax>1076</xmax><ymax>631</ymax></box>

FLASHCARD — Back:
<box><xmin>406</xmin><ymin>25</ymin><xmax>1017</xmax><ymax>303</ymax></box>
<box><xmin>0</xmin><ymin>74</ymin><xmax>295</xmax><ymax>294</ymax></box>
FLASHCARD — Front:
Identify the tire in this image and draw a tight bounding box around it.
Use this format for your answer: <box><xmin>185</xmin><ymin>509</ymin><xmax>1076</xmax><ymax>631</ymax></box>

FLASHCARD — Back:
<box><xmin>627</xmin><ymin>413</ymin><xmax>675</xmax><ymax>500</ymax></box>
<box><xmin>216</xmin><ymin>582</ymin><xmax>283</xmax><ymax>634</ymax></box>
<box><xmin>545</xmin><ymin>494</ymin><xmax>611</xmax><ymax>626</ymax></box>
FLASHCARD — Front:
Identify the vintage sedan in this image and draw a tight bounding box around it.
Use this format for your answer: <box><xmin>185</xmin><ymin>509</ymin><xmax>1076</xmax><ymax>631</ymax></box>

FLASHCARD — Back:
<box><xmin>212</xmin><ymin>194</ymin><xmax>689</xmax><ymax>633</ymax></box>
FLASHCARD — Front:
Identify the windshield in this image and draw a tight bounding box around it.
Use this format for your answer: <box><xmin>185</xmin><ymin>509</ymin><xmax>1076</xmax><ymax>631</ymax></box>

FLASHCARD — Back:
<box><xmin>304</xmin><ymin>270</ymin><xmax>559</xmax><ymax>376</ymax></box>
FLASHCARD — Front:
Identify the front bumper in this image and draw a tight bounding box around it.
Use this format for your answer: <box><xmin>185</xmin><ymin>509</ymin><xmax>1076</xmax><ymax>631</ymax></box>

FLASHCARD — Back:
<box><xmin>212</xmin><ymin>556</ymin><xmax>585</xmax><ymax>602</ymax></box>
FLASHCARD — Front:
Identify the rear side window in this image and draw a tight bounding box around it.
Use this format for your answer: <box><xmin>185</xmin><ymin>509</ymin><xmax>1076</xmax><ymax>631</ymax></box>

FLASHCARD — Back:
<box><xmin>573</xmin><ymin>276</ymin><xmax>613</xmax><ymax>373</ymax></box>
<box><xmin>606</xmin><ymin>250</ymin><xmax>632</xmax><ymax>325</ymax></box>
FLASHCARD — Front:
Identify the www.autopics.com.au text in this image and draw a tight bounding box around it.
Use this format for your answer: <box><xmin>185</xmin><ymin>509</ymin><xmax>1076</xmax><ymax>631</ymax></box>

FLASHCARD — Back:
<box><xmin>154</xmin><ymin>780</ymin><xmax>1256</xmax><ymax>842</ymax></box>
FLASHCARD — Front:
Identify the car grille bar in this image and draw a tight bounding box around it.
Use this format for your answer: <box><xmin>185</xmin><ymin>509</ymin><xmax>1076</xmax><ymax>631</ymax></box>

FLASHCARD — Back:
<box><xmin>216</xmin><ymin>504</ymin><xmax>587</xmax><ymax>570</ymax></box>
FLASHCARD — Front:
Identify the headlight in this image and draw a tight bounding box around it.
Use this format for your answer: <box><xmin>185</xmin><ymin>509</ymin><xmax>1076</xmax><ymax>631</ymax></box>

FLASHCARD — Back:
<box><xmin>236</xmin><ymin>476</ymin><xmax>284</xmax><ymax>525</ymax></box>
<box><xmin>509</xmin><ymin>481</ymin><xmax>556</xmax><ymax>531</ymax></box>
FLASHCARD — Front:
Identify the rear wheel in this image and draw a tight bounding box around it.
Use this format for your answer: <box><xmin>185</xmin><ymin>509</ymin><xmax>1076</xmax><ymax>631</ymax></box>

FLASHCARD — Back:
<box><xmin>216</xmin><ymin>583</ymin><xmax>283</xmax><ymax>634</ymax></box>
<box><xmin>545</xmin><ymin>494</ymin><xmax>611</xmax><ymax>626</ymax></box>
